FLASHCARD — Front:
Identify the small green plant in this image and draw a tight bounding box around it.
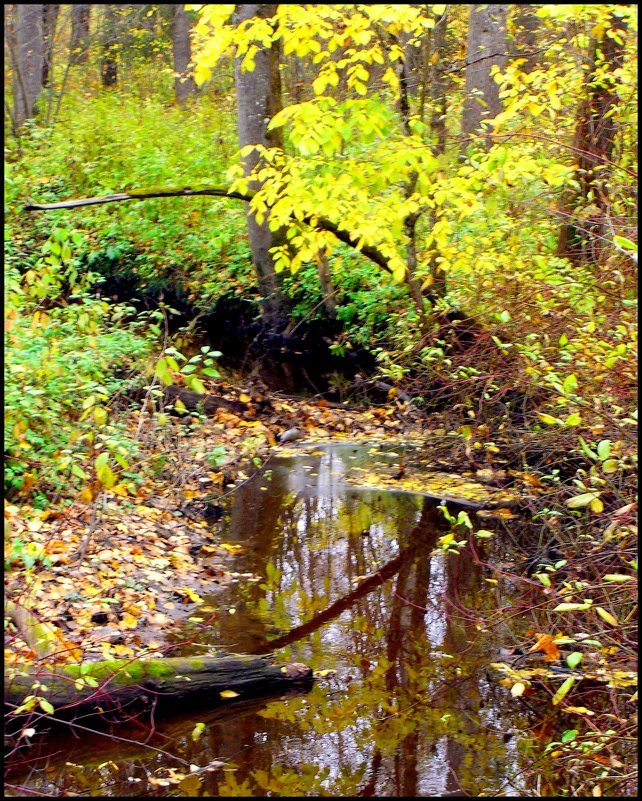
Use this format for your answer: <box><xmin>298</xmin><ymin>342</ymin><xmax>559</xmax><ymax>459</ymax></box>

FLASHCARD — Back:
<box><xmin>435</xmin><ymin>505</ymin><xmax>473</xmax><ymax>554</ymax></box>
<box><xmin>4</xmin><ymin>537</ymin><xmax>51</xmax><ymax>572</ymax></box>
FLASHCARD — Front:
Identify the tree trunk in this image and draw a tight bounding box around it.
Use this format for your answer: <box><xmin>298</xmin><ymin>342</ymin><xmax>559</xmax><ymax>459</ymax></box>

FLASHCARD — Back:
<box><xmin>424</xmin><ymin>7</ymin><xmax>450</xmax><ymax>302</ymax></box>
<box><xmin>556</xmin><ymin>14</ymin><xmax>628</xmax><ymax>266</ymax></box>
<box><xmin>41</xmin><ymin>3</ymin><xmax>59</xmax><ymax>87</ymax></box>
<box><xmin>171</xmin><ymin>4</ymin><xmax>196</xmax><ymax>106</ymax></box>
<box><xmin>397</xmin><ymin>46</ymin><xmax>428</xmax><ymax>327</ymax></box>
<box><xmin>427</xmin><ymin>9</ymin><xmax>449</xmax><ymax>155</ymax></box>
<box><xmin>511</xmin><ymin>4</ymin><xmax>540</xmax><ymax>73</ymax></box>
<box><xmin>5</xmin><ymin>654</ymin><xmax>313</xmax><ymax>717</ymax></box>
<box><xmin>461</xmin><ymin>4</ymin><xmax>508</xmax><ymax>142</ymax></box>
<box><xmin>233</xmin><ymin>3</ymin><xmax>291</xmax><ymax>333</ymax></box>
<box><xmin>12</xmin><ymin>3</ymin><xmax>45</xmax><ymax>128</ymax></box>
<box><xmin>70</xmin><ymin>3</ymin><xmax>91</xmax><ymax>65</ymax></box>
<box><xmin>101</xmin><ymin>4</ymin><xmax>118</xmax><ymax>88</ymax></box>
<box><xmin>316</xmin><ymin>247</ymin><xmax>337</xmax><ymax>320</ymax></box>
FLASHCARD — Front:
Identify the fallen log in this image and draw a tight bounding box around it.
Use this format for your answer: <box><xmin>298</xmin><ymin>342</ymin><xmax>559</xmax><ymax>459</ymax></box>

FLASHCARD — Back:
<box><xmin>5</xmin><ymin>653</ymin><xmax>314</xmax><ymax>719</ymax></box>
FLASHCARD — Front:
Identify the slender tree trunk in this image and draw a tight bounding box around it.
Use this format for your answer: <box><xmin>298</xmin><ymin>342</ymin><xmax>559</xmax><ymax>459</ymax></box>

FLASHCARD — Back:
<box><xmin>511</xmin><ymin>4</ymin><xmax>540</xmax><ymax>73</ymax></box>
<box><xmin>233</xmin><ymin>3</ymin><xmax>291</xmax><ymax>333</ymax></box>
<box><xmin>397</xmin><ymin>46</ymin><xmax>428</xmax><ymax>326</ymax></box>
<box><xmin>461</xmin><ymin>4</ymin><xmax>508</xmax><ymax>142</ymax></box>
<box><xmin>557</xmin><ymin>15</ymin><xmax>628</xmax><ymax>265</ymax></box>
<box><xmin>41</xmin><ymin>3</ymin><xmax>59</xmax><ymax>86</ymax></box>
<box><xmin>316</xmin><ymin>247</ymin><xmax>337</xmax><ymax>320</ymax></box>
<box><xmin>12</xmin><ymin>3</ymin><xmax>45</xmax><ymax>128</ymax></box>
<box><xmin>70</xmin><ymin>3</ymin><xmax>91</xmax><ymax>65</ymax></box>
<box><xmin>428</xmin><ymin>9</ymin><xmax>449</xmax><ymax>155</ymax></box>
<box><xmin>171</xmin><ymin>4</ymin><xmax>196</xmax><ymax>106</ymax></box>
<box><xmin>101</xmin><ymin>4</ymin><xmax>118</xmax><ymax>88</ymax></box>
<box><xmin>424</xmin><ymin>8</ymin><xmax>450</xmax><ymax>301</ymax></box>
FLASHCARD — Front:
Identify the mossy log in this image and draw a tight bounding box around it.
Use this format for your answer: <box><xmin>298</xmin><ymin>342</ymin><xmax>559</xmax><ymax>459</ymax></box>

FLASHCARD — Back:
<box><xmin>5</xmin><ymin>654</ymin><xmax>314</xmax><ymax>718</ymax></box>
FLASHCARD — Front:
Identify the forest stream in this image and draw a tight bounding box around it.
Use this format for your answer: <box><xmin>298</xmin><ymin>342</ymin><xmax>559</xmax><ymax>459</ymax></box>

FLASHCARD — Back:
<box><xmin>6</xmin><ymin>440</ymin><xmax>568</xmax><ymax>797</ymax></box>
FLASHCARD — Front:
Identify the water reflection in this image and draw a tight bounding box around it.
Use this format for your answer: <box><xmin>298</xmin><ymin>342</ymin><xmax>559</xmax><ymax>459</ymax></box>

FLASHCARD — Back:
<box><xmin>7</xmin><ymin>443</ymin><xmax>538</xmax><ymax>797</ymax></box>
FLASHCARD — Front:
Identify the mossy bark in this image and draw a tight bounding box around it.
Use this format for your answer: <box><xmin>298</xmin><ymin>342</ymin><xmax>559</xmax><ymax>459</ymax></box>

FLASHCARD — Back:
<box><xmin>5</xmin><ymin>653</ymin><xmax>313</xmax><ymax>717</ymax></box>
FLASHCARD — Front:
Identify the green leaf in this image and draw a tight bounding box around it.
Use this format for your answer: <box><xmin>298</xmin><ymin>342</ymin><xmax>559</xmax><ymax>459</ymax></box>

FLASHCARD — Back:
<box><xmin>535</xmin><ymin>573</ymin><xmax>551</xmax><ymax>588</ymax></box>
<box><xmin>566</xmin><ymin>652</ymin><xmax>582</xmax><ymax>669</ymax></box>
<box><xmin>596</xmin><ymin>440</ymin><xmax>611</xmax><ymax>460</ymax></box>
<box><xmin>39</xmin><ymin>698</ymin><xmax>55</xmax><ymax>715</ymax></box>
<box><xmin>561</xmin><ymin>728</ymin><xmax>578</xmax><ymax>743</ymax></box>
<box><xmin>71</xmin><ymin>464</ymin><xmax>87</xmax><ymax>479</ymax></box>
<box><xmin>95</xmin><ymin>452</ymin><xmax>109</xmax><ymax>470</ymax></box>
<box><xmin>562</xmin><ymin>374</ymin><xmax>578</xmax><ymax>395</ymax></box>
<box><xmin>552</xmin><ymin>677</ymin><xmax>576</xmax><ymax>706</ymax></box>
<box><xmin>185</xmin><ymin>376</ymin><xmax>206</xmax><ymax>394</ymax></box>
<box><xmin>578</xmin><ymin>436</ymin><xmax>598</xmax><ymax>460</ymax></box>
<box><xmin>613</xmin><ymin>235</ymin><xmax>637</xmax><ymax>252</ymax></box>
<box><xmin>563</xmin><ymin>412</ymin><xmax>581</xmax><ymax>427</ymax></box>
<box><xmin>155</xmin><ymin>357</ymin><xmax>173</xmax><ymax>386</ymax></box>
<box><xmin>553</xmin><ymin>600</ymin><xmax>593</xmax><ymax>612</ymax></box>
<box><xmin>603</xmin><ymin>574</ymin><xmax>635</xmax><ymax>583</ymax></box>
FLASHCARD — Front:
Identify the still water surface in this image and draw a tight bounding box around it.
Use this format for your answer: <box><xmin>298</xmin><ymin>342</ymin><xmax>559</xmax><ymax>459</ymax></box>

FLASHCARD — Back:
<box><xmin>7</xmin><ymin>442</ymin><xmax>543</xmax><ymax>797</ymax></box>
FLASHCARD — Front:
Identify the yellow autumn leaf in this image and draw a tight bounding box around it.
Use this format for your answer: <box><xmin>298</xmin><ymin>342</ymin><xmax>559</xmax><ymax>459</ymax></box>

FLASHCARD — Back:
<box><xmin>191</xmin><ymin>722</ymin><xmax>206</xmax><ymax>742</ymax></box>
<box><xmin>219</xmin><ymin>690</ymin><xmax>239</xmax><ymax>699</ymax></box>
<box><xmin>589</xmin><ymin>497</ymin><xmax>604</xmax><ymax>513</ymax></box>
<box><xmin>595</xmin><ymin>606</ymin><xmax>618</xmax><ymax>627</ymax></box>
<box><xmin>511</xmin><ymin>682</ymin><xmax>526</xmax><ymax>697</ymax></box>
<box><xmin>118</xmin><ymin>612</ymin><xmax>139</xmax><ymax>630</ymax></box>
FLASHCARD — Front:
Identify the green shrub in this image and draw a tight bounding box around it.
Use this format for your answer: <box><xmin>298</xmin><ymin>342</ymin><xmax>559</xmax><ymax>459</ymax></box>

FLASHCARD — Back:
<box><xmin>4</xmin><ymin>225</ymin><xmax>154</xmax><ymax>501</ymax></box>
